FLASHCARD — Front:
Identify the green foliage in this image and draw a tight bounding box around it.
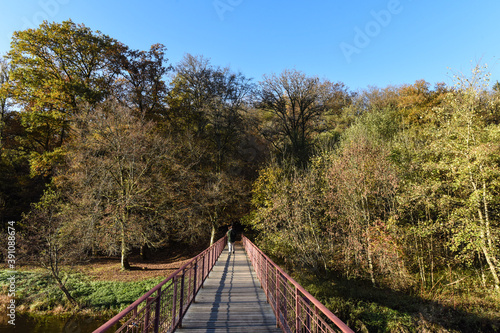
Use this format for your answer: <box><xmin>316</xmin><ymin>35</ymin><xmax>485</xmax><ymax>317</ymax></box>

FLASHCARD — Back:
<box><xmin>7</xmin><ymin>20</ymin><xmax>119</xmax><ymax>109</ymax></box>
<box><xmin>165</xmin><ymin>53</ymin><xmax>257</xmax><ymax>244</ymax></box>
<box><xmin>301</xmin><ymin>274</ymin><xmax>499</xmax><ymax>333</ymax></box>
<box><xmin>58</xmin><ymin>101</ymin><xmax>175</xmax><ymax>269</ymax></box>
<box><xmin>6</xmin><ymin>20</ymin><xmax>123</xmax><ymax>177</ymax></box>
<box><xmin>73</xmin><ymin>278</ymin><xmax>164</xmax><ymax>310</ymax></box>
<box><xmin>0</xmin><ymin>270</ymin><xmax>164</xmax><ymax>312</ymax></box>
<box><xmin>247</xmin><ymin>65</ymin><xmax>500</xmax><ymax>330</ymax></box>
<box><xmin>3</xmin><ymin>16</ymin><xmax>500</xmax><ymax>331</ymax></box>
<box><xmin>257</xmin><ymin>70</ymin><xmax>353</xmax><ymax>166</ymax></box>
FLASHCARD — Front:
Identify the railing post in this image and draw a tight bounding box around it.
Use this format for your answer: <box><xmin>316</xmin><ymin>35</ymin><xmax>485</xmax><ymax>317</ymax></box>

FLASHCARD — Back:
<box><xmin>265</xmin><ymin>258</ymin><xmax>268</xmax><ymax>292</ymax></box>
<box><xmin>206</xmin><ymin>250</ymin><xmax>209</xmax><ymax>278</ymax></box>
<box><xmin>295</xmin><ymin>287</ymin><xmax>300</xmax><ymax>333</ymax></box>
<box><xmin>188</xmin><ymin>265</ymin><xmax>193</xmax><ymax>302</ymax></box>
<box><xmin>214</xmin><ymin>243</ymin><xmax>217</xmax><ymax>265</ymax></box>
<box><xmin>207</xmin><ymin>250</ymin><xmax>211</xmax><ymax>277</ymax></box>
<box><xmin>315</xmin><ymin>306</ymin><xmax>319</xmax><ymax>332</ymax></box>
<box><xmin>171</xmin><ymin>277</ymin><xmax>178</xmax><ymax>332</ymax></box>
<box><xmin>275</xmin><ymin>268</ymin><xmax>280</xmax><ymax>328</ymax></box>
<box><xmin>153</xmin><ymin>288</ymin><xmax>161</xmax><ymax>333</ymax></box>
<box><xmin>178</xmin><ymin>270</ymin><xmax>185</xmax><ymax>328</ymax></box>
<box><xmin>193</xmin><ymin>261</ymin><xmax>198</xmax><ymax>303</ymax></box>
<box><xmin>210</xmin><ymin>241</ymin><xmax>218</xmax><ymax>268</ymax></box>
<box><xmin>260</xmin><ymin>252</ymin><xmax>263</xmax><ymax>282</ymax></box>
<box><xmin>256</xmin><ymin>252</ymin><xmax>262</xmax><ymax>288</ymax></box>
<box><xmin>201</xmin><ymin>252</ymin><xmax>205</xmax><ymax>287</ymax></box>
<box><xmin>305</xmin><ymin>298</ymin><xmax>311</xmax><ymax>333</ymax></box>
<box><xmin>283</xmin><ymin>279</ymin><xmax>288</xmax><ymax>330</ymax></box>
<box><xmin>144</xmin><ymin>297</ymin><xmax>154</xmax><ymax>332</ymax></box>
<box><xmin>210</xmin><ymin>245</ymin><xmax>213</xmax><ymax>267</ymax></box>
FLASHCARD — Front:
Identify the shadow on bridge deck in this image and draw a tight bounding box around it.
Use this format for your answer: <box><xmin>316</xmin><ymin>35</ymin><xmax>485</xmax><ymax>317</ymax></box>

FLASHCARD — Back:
<box><xmin>176</xmin><ymin>243</ymin><xmax>282</xmax><ymax>333</ymax></box>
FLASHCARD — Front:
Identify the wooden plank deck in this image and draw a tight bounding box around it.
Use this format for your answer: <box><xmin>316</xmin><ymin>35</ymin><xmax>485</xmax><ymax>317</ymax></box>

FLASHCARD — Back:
<box><xmin>176</xmin><ymin>243</ymin><xmax>282</xmax><ymax>333</ymax></box>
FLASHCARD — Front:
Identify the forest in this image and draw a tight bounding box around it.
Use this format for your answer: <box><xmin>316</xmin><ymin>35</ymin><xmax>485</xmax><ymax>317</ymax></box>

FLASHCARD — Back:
<box><xmin>1</xmin><ymin>20</ymin><xmax>500</xmax><ymax>331</ymax></box>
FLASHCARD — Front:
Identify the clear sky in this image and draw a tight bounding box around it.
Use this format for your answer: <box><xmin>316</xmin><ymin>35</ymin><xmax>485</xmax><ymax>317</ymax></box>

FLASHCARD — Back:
<box><xmin>1</xmin><ymin>0</ymin><xmax>499</xmax><ymax>92</ymax></box>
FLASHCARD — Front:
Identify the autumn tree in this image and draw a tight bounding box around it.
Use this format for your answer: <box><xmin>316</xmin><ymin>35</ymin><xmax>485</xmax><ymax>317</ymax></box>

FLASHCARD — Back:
<box><xmin>389</xmin><ymin>66</ymin><xmax>500</xmax><ymax>291</ymax></box>
<box><xmin>6</xmin><ymin>20</ymin><xmax>123</xmax><ymax>176</ymax></box>
<box><xmin>248</xmin><ymin>160</ymin><xmax>329</xmax><ymax>272</ymax></box>
<box><xmin>61</xmin><ymin>100</ymin><xmax>173</xmax><ymax>270</ymax></box>
<box><xmin>22</xmin><ymin>189</ymin><xmax>81</xmax><ymax>306</ymax></box>
<box><xmin>247</xmin><ymin>108</ymin><xmax>409</xmax><ymax>286</ymax></box>
<box><xmin>0</xmin><ymin>57</ymin><xmax>48</xmax><ymax>227</ymax></box>
<box><xmin>434</xmin><ymin>65</ymin><xmax>500</xmax><ymax>289</ymax></box>
<box><xmin>168</xmin><ymin>54</ymin><xmax>253</xmax><ymax>160</ymax></box>
<box><xmin>258</xmin><ymin>69</ymin><xmax>340</xmax><ymax>165</ymax></box>
<box><xmin>0</xmin><ymin>58</ymin><xmax>11</xmax><ymax>144</ymax></box>
<box><xmin>3</xmin><ymin>21</ymin><xmax>175</xmax><ymax>232</ymax></box>
<box><xmin>316</xmin><ymin>80</ymin><xmax>355</xmax><ymax>141</ymax></box>
<box><xmin>493</xmin><ymin>81</ymin><xmax>500</xmax><ymax>92</ymax></box>
<box><xmin>117</xmin><ymin>43</ymin><xmax>171</xmax><ymax>121</ymax></box>
<box><xmin>167</xmin><ymin>54</ymin><xmax>255</xmax><ymax>244</ymax></box>
<box><xmin>0</xmin><ymin>58</ymin><xmax>13</xmax><ymax>225</ymax></box>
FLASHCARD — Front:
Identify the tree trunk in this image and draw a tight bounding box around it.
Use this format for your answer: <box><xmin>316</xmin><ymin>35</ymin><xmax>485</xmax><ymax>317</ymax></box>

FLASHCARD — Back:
<box><xmin>481</xmin><ymin>245</ymin><xmax>500</xmax><ymax>290</ymax></box>
<box><xmin>141</xmin><ymin>244</ymin><xmax>150</xmax><ymax>261</ymax></box>
<box><xmin>210</xmin><ymin>224</ymin><xmax>216</xmax><ymax>246</ymax></box>
<box><xmin>361</xmin><ymin>195</ymin><xmax>376</xmax><ymax>286</ymax></box>
<box><xmin>121</xmin><ymin>225</ymin><xmax>131</xmax><ymax>270</ymax></box>
<box><xmin>366</xmin><ymin>237</ymin><xmax>376</xmax><ymax>287</ymax></box>
<box><xmin>482</xmin><ymin>179</ymin><xmax>498</xmax><ymax>268</ymax></box>
<box><xmin>48</xmin><ymin>244</ymin><xmax>79</xmax><ymax>307</ymax></box>
<box><xmin>56</xmin><ymin>280</ymin><xmax>79</xmax><ymax>307</ymax></box>
<box><xmin>474</xmin><ymin>179</ymin><xmax>500</xmax><ymax>290</ymax></box>
<box><xmin>470</xmin><ymin>176</ymin><xmax>499</xmax><ymax>289</ymax></box>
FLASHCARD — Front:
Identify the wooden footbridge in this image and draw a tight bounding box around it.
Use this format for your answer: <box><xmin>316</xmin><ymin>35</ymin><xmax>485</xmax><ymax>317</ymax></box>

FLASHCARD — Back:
<box><xmin>94</xmin><ymin>236</ymin><xmax>353</xmax><ymax>333</ymax></box>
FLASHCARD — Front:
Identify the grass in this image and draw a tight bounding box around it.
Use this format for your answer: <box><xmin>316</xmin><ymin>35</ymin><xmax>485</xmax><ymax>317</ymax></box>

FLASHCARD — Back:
<box><xmin>297</xmin><ymin>271</ymin><xmax>500</xmax><ymax>333</ymax></box>
<box><xmin>0</xmin><ymin>269</ymin><xmax>165</xmax><ymax>315</ymax></box>
<box><xmin>0</xmin><ymin>244</ymin><xmax>200</xmax><ymax>317</ymax></box>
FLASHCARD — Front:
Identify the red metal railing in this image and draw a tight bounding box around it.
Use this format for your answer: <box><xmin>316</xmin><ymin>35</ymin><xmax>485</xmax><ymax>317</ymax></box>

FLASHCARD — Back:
<box><xmin>93</xmin><ymin>236</ymin><xmax>227</xmax><ymax>333</ymax></box>
<box><xmin>242</xmin><ymin>235</ymin><xmax>354</xmax><ymax>333</ymax></box>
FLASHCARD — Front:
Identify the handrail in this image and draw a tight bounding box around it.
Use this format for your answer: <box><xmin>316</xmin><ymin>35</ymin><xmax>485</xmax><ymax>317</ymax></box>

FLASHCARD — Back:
<box><xmin>93</xmin><ymin>235</ymin><xmax>227</xmax><ymax>333</ymax></box>
<box><xmin>242</xmin><ymin>235</ymin><xmax>354</xmax><ymax>333</ymax></box>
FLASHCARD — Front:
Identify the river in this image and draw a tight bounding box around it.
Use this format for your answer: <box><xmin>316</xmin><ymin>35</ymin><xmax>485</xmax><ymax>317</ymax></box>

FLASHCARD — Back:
<box><xmin>0</xmin><ymin>313</ymin><xmax>117</xmax><ymax>333</ymax></box>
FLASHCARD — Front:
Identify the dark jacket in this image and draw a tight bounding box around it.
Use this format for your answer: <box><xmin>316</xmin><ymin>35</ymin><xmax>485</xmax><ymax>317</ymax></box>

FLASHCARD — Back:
<box><xmin>227</xmin><ymin>229</ymin><xmax>236</xmax><ymax>243</ymax></box>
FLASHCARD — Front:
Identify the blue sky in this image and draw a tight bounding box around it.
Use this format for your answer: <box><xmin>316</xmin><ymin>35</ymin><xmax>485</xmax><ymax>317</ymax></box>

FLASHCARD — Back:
<box><xmin>1</xmin><ymin>0</ymin><xmax>499</xmax><ymax>91</ymax></box>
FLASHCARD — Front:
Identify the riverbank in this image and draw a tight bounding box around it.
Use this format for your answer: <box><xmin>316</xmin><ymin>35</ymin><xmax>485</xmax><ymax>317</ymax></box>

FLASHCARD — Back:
<box><xmin>0</xmin><ymin>247</ymin><xmax>199</xmax><ymax>319</ymax></box>
<box><xmin>0</xmin><ymin>270</ymin><xmax>167</xmax><ymax>315</ymax></box>
<box><xmin>0</xmin><ymin>312</ymin><xmax>114</xmax><ymax>333</ymax></box>
<box><xmin>296</xmin><ymin>271</ymin><xmax>500</xmax><ymax>332</ymax></box>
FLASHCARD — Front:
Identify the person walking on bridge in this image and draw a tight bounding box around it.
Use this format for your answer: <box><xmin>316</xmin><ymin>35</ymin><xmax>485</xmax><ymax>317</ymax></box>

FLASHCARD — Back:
<box><xmin>227</xmin><ymin>225</ymin><xmax>236</xmax><ymax>254</ymax></box>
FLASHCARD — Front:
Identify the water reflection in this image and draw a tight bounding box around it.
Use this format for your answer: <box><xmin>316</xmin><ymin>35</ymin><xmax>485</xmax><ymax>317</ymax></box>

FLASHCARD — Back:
<box><xmin>0</xmin><ymin>313</ymin><xmax>115</xmax><ymax>333</ymax></box>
